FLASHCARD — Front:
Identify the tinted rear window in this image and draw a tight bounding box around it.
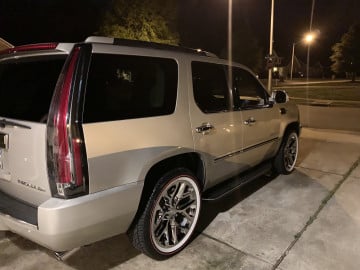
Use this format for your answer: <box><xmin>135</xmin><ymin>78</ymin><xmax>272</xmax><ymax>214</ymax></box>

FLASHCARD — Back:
<box><xmin>0</xmin><ymin>56</ymin><xmax>66</xmax><ymax>122</ymax></box>
<box><xmin>192</xmin><ymin>61</ymin><xmax>229</xmax><ymax>113</ymax></box>
<box><xmin>83</xmin><ymin>54</ymin><xmax>178</xmax><ymax>123</ymax></box>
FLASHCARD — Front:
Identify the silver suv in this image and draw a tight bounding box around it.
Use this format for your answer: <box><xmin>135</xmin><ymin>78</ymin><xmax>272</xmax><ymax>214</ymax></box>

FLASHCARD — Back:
<box><xmin>0</xmin><ymin>36</ymin><xmax>300</xmax><ymax>260</ymax></box>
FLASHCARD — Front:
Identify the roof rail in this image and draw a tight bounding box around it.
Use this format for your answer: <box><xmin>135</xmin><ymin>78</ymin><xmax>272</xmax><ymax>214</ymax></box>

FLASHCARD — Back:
<box><xmin>84</xmin><ymin>36</ymin><xmax>114</xmax><ymax>44</ymax></box>
<box><xmin>199</xmin><ymin>50</ymin><xmax>218</xmax><ymax>58</ymax></box>
<box><xmin>84</xmin><ymin>36</ymin><xmax>218</xmax><ymax>58</ymax></box>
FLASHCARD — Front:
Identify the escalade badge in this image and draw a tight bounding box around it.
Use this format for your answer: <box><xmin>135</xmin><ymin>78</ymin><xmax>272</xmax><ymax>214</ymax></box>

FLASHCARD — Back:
<box><xmin>17</xmin><ymin>179</ymin><xmax>46</xmax><ymax>192</ymax></box>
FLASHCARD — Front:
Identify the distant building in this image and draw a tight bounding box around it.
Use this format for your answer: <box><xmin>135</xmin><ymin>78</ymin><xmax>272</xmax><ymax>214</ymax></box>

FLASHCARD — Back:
<box><xmin>277</xmin><ymin>55</ymin><xmax>325</xmax><ymax>79</ymax></box>
<box><xmin>0</xmin><ymin>37</ymin><xmax>13</xmax><ymax>51</ymax></box>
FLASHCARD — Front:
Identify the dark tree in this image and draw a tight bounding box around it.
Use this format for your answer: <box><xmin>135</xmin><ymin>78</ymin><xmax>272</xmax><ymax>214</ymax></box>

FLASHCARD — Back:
<box><xmin>330</xmin><ymin>23</ymin><xmax>360</xmax><ymax>81</ymax></box>
<box><xmin>97</xmin><ymin>0</ymin><xmax>179</xmax><ymax>45</ymax></box>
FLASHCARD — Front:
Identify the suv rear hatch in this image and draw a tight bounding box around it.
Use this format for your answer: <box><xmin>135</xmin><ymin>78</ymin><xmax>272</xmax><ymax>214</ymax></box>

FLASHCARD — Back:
<box><xmin>0</xmin><ymin>44</ymin><xmax>72</xmax><ymax>208</ymax></box>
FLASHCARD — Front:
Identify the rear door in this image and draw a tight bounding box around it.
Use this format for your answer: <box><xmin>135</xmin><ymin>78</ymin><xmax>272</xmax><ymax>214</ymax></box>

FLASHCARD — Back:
<box><xmin>189</xmin><ymin>61</ymin><xmax>243</xmax><ymax>188</ymax></box>
<box><xmin>0</xmin><ymin>53</ymin><xmax>66</xmax><ymax>205</ymax></box>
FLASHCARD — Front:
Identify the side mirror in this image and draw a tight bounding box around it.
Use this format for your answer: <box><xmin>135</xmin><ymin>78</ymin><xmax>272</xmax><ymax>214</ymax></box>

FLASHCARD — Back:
<box><xmin>271</xmin><ymin>90</ymin><xmax>289</xmax><ymax>104</ymax></box>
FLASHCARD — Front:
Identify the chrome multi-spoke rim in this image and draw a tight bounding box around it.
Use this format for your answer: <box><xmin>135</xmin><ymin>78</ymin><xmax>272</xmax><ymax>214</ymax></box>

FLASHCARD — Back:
<box><xmin>150</xmin><ymin>176</ymin><xmax>201</xmax><ymax>253</ymax></box>
<box><xmin>284</xmin><ymin>133</ymin><xmax>298</xmax><ymax>172</ymax></box>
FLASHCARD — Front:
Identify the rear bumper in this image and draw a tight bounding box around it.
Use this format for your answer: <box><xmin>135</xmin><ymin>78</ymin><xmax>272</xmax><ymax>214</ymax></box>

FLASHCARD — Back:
<box><xmin>0</xmin><ymin>189</ymin><xmax>38</xmax><ymax>225</ymax></box>
<box><xmin>0</xmin><ymin>181</ymin><xmax>143</xmax><ymax>251</ymax></box>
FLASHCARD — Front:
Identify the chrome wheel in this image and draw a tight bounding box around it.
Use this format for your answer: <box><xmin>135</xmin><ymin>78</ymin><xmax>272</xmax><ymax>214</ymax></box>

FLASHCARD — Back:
<box><xmin>150</xmin><ymin>175</ymin><xmax>201</xmax><ymax>254</ymax></box>
<box><xmin>283</xmin><ymin>132</ymin><xmax>298</xmax><ymax>172</ymax></box>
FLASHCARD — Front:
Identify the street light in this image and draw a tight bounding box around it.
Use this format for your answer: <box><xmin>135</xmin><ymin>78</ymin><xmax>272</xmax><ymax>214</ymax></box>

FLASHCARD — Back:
<box><xmin>305</xmin><ymin>33</ymin><xmax>315</xmax><ymax>43</ymax></box>
<box><xmin>290</xmin><ymin>32</ymin><xmax>316</xmax><ymax>80</ymax></box>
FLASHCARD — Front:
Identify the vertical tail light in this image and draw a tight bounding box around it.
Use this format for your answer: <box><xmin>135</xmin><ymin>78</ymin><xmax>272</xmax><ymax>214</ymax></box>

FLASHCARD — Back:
<box><xmin>47</xmin><ymin>46</ymin><xmax>89</xmax><ymax>198</ymax></box>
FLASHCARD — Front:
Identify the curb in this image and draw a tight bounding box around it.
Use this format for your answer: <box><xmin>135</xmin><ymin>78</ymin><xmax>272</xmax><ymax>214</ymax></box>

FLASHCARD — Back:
<box><xmin>300</xmin><ymin>128</ymin><xmax>360</xmax><ymax>144</ymax></box>
<box><xmin>290</xmin><ymin>98</ymin><xmax>360</xmax><ymax>108</ymax></box>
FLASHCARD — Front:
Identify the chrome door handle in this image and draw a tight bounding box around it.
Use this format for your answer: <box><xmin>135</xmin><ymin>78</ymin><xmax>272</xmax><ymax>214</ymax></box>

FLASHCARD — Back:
<box><xmin>244</xmin><ymin>117</ymin><xmax>256</xmax><ymax>125</ymax></box>
<box><xmin>196</xmin><ymin>122</ymin><xmax>214</xmax><ymax>134</ymax></box>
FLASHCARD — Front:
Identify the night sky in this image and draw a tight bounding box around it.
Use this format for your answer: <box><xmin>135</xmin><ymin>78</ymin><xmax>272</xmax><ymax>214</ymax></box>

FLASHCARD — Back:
<box><xmin>1</xmin><ymin>0</ymin><xmax>359</xmax><ymax>67</ymax></box>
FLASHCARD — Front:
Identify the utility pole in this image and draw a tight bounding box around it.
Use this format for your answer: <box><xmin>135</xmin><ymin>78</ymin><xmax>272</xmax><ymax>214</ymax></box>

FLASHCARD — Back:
<box><xmin>267</xmin><ymin>0</ymin><xmax>275</xmax><ymax>92</ymax></box>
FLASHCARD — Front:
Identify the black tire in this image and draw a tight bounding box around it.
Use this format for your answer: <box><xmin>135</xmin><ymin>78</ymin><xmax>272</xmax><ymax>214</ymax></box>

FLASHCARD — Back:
<box><xmin>273</xmin><ymin>131</ymin><xmax>299</xmax><ymax>175</ymax></box>
<box><xmin>128</xmin><ymin>168</ymin><xmax>201</xmax><ymax>260</ymax></box>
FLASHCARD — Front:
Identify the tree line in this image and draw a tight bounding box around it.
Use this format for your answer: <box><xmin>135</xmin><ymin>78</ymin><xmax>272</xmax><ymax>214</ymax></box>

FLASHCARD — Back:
<box><xmin>96</xmin><ymin>0</ymin><xmax>263</xmax><ymax>73</ymax></box>
<box><xmin>97</xmin><ymin>0</ymin><xmax>360</xmax><ymax>80</ymax></box>
<box><xmin>330</xmin><ymin>23</ymin><xmax>360</xmax><ymax>81</ymax></box>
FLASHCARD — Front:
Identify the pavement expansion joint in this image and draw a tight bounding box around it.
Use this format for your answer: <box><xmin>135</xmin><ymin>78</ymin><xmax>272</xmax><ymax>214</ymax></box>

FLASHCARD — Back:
<box><xmin>271</xmin><ymin>156</ymin><xmax>360</xmax><ymax>270</ymax></box>
<box><xmin>296</xmin><ymin>165</ymin><xmax>345</xmax><ymax>176</ymax></box>
<box><xmin>200</xmin><ymin>232</ymin><xmax>273</xmax><ymax>267</ymax></box>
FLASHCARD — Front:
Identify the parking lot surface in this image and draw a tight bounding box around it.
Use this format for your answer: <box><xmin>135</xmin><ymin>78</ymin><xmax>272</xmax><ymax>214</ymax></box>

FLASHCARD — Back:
<box><xmin>1</xmin><ymin>127</ymin><xmax>360</xmax><ymax>270</ymax></box>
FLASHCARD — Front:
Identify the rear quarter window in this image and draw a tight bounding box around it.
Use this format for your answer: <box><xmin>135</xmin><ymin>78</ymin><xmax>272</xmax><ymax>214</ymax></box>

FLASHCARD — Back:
<box><xmin>83</xmin><ymin>54</ymin><xmax>178</xmax><ymax>123</ymax></box>
<box><xmin>0</xmin><ymin>56</ymin><xmax>66</xmax><ymax>122</ymax></box>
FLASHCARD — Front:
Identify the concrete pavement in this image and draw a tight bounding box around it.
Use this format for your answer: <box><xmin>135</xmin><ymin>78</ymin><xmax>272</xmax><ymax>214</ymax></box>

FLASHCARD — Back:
<box><xmin>1</xmin><ymin>127</ymin><xmax>360</xmax><ymax>270</ymax></box>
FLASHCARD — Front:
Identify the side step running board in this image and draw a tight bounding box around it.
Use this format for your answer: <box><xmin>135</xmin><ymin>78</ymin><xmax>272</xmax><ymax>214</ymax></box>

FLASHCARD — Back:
<box><xmin>202</xmin><ymin>161</ymin><xmax>273</xmax><ymax>201</ymax></box>
<box><xmin>54</xmin><ymin>248</ymin><xmax>80</xmax><ymax>261</ymax></box>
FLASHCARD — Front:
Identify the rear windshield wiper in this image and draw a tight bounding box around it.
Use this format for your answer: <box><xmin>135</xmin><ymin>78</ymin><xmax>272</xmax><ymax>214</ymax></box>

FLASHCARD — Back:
<box><xmin>0</xmin><ymin>119</ymin><xmax>31</xmax><ymax>129</ymax></box>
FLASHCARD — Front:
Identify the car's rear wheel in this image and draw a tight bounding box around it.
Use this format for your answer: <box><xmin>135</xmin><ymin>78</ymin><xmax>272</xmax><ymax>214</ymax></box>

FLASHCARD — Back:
<box><xmin>274</xmin><ymin>130</ymin><xmax>299</xmax><ymax>174</ymax></box>
<box><xmin>128</xmin><ymin>168</ymin><xmax>201</xmax><ymax>260</ymax></box>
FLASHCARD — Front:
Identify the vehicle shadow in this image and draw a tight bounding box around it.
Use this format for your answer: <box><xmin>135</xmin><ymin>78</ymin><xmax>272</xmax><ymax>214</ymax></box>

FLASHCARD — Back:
<box><xmin>63</xmin><ymin>234</ymin><xmax>141</xmax><ymax>269</ymax></box>
<box><xmin>65</xmin><ymin>173</ymin><xmax>277</xmax><ymax>269</ymax></box>
<box><xmin>195</xmin><ymin>173</ymin><xmax>276</xmax><ymax>236</ymax></box>
<box><xmin>0</xmin><ymin>230</ymin><xmax>140</xmax><ymax>270</ymax></box>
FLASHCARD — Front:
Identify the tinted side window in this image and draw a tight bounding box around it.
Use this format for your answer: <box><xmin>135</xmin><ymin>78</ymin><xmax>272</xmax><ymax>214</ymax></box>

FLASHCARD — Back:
<box><xmin>192</xmin><ymin>62</ymin><xmax>229</xmax><ymax>113</ymax></box>
<box><xmin>233</xmin><ymin>68</ymin><xmax>268</xmax><ymax>109</ymax></box>
<box><xmin>0</xmin><ymin>56</ymin><xmax>66</xmax><ymax>122</ymax></box>
<box><xmin>83</xmin><ymin>54</ymin><xmax>177</xmax><ymax>123</ymax></box>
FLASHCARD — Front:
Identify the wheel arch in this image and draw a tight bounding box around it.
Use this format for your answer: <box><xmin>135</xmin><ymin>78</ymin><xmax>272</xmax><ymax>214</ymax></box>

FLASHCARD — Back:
<box><xmin>276</xmin><ymin>121</ymin><xmax>301</xmax><ymax>156</ymax></box>
<box><xmin>282</xmin><ymin>121</ymin><xmax>301</xmax><ymax>138</ymax></box>
<box><xmin>274</xmin><ymin>123</ymin><xmax>300</xmax><ymax>174</ymax></box>
<box><xmin>128</xmin><ymin>152</ymin><xmax>205</xmax><ymax>230</ymax></box>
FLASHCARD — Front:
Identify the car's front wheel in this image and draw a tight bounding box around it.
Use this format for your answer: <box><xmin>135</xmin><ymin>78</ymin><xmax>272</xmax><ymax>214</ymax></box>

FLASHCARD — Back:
<box><xmin>128</xmin><ymin>168</ymin><xmax>201</xmax><ymax>260</ymax></box>
<box><xmin>274</xmin><ymin>130</ymin><xmax>299</xmax><ymax>174</ymax></box>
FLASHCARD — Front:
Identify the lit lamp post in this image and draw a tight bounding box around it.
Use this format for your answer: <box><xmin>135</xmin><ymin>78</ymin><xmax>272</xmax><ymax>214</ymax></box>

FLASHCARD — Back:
<box><xmin>290</xmin><ymin>33</ymin><xmax>315</xmax><ymax>80</ymax></box>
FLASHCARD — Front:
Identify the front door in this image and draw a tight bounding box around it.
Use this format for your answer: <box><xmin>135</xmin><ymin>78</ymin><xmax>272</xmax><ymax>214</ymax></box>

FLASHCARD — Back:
<box><xmin>232</xmin><ymin>67</ymin><xmax>280</xmax><ymax>167</ymax></box>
